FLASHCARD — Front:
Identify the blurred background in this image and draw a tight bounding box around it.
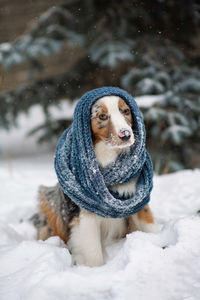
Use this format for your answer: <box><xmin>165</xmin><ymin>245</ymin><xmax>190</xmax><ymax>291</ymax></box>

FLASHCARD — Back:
<box><xmin>0</xmin><ymin>0</ymin><xmax>199</xmax><ymax>174</ymax></box>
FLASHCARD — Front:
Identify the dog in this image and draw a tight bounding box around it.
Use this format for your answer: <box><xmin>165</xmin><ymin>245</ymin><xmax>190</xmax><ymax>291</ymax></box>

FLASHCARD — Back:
<box><xmin>36</xmin><ymin>95</ymin><xmax>157</xmax><ymax>267</ymax></box>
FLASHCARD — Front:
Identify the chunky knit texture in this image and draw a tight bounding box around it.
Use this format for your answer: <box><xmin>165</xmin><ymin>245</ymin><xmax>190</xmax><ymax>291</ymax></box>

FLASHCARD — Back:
<box><xmin>54</xmin><ymin>87</ymin><xmax>153</xmax><ymax>218</ymax></box>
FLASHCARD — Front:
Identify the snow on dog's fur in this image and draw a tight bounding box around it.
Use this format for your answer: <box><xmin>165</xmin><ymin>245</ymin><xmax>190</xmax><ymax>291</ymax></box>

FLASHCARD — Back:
<box><xmin>37</xmin><ymin>96</ymin><xmax>157</xmax><ymax>267</ymax></box>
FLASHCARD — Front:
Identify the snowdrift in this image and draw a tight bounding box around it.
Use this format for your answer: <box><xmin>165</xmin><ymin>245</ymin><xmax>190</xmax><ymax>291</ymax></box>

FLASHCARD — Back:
<box><xmin>0</xmin><ymin>155</ymin><xmax>200</xmax><ymax>300</ymax></box>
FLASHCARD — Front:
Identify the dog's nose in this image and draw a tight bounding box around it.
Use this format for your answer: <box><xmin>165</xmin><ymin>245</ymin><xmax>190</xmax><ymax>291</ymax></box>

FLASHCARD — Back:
<box><xmin>118</xmin><ymin>129</ymin><xmax>131</xmax><ymax>141</ymax></box>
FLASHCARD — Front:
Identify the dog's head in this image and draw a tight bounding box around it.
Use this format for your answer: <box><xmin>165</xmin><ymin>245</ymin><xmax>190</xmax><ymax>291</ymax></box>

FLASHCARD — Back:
<box><xmin>91</xmin><ymin>96</ymin><xmax>134</xmax><ymax>148</ymax></box>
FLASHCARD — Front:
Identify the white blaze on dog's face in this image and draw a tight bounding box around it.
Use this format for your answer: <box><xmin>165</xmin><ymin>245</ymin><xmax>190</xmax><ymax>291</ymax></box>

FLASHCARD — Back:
<box><xmin>91</xmin><ymin>96</ymin><xmax>134</xmax><ymax>148</ymax></box>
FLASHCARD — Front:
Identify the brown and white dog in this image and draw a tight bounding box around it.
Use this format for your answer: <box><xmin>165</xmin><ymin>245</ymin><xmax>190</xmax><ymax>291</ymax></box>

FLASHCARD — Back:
<box><xmin>37</xmin><ymin>96</ymin><xmax>157</xmax><ymax>267</ymax></box>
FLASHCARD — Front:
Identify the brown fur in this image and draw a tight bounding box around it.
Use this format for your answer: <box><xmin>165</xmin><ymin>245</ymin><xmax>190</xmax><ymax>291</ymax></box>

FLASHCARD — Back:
<box><xmin>39</xmin><ymin>191</ymin><xmax>68</xmax><ymax>242</ymax></box>
<box><xmin>37</xmin><ymin>222</ymin><xmax>53</xmax><ymax>241</ymax></box>
<box><xmin>91</xmin><ymin>102</ymin><xmax>116</xmax><ymax>146</ymax></box>
<box><xmin>118</xmin><ymin>98</ymin><xmax>133</xmax><ymax>126</ymax></box>
<box><xmin>137</xmin><ymin>205</ymin><xmax>154</xmax><ymax>224</ymax></box>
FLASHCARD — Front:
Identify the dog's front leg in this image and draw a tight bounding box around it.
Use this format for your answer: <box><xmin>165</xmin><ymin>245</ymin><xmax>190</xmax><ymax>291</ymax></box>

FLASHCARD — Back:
<box><xmin>68</xmin><ymin>211</ymin><xmax>104</xmax><ymax>267</ymax></box>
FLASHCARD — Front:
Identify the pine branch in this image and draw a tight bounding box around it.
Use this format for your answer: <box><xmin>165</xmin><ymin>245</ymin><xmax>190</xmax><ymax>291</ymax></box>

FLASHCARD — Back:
<box><xmin>0</xmin><ymin>0</ymin><xmax>199</xmax><ymax>69</ymax></box>
<box><xmin>0</xmin><ymin>55</ymin><xmax>125</xmax><ymax>129</ymax></box>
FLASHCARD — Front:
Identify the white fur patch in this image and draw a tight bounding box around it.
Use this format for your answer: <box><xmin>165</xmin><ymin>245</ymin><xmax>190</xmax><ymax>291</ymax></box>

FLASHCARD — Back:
<box><xmin>68</xmin><ymin>210</ymin><xmax>127</xmax><ymax>266</ymax></box>
<box><xmin>68</xmin><ymin>212</ymin><xmax>103</xmax><ymax>266</ymax></box>
<box><xmin>94</xmin><ymin>141</ymin><xmax>126</xmax><ymax>167</ymax></box>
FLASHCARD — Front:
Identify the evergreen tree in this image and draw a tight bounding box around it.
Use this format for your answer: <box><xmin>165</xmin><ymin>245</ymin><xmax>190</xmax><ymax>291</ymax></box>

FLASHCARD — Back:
<box><xmin>0</xmin><ymin>0</ymin><xmax>199</xmax><ymax>173</ymax></box>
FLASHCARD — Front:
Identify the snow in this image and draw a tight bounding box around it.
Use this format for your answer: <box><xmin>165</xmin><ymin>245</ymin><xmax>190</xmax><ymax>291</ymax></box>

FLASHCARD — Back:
<box><xmin>0</xmin><ymin>42</ymin><xmax>11</xmax><ymax>52</ymax></box>
<box><xmin>90</xmin><ymin>41</ymin><xmax>134</xmax><ymax>67</ymax></box>
<box><xmin>135</xmin><ymin>94</ymin><xmax>165</xmax><ymax>108</ymax></box>
<box><xmin>0</xmin><ymin>154</ymin><xmax>200</xmax><ymax>300</ymax></box>
<box><xmin>136</xmin><ymin>78</ymin><xmax>165</xmax><ymax>94</ymax></box>
<box><xmin>162</xmin><ymin>124</ymin><xmax>193</xmax><ymax>145</ymax></box>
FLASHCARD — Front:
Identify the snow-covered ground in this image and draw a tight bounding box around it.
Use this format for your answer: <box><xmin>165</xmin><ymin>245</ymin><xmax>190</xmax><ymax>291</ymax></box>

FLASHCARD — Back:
<box><xmin>0</xmin><ymin>154</ymin><xmax>200</xmax><ymax>300</ymax></box>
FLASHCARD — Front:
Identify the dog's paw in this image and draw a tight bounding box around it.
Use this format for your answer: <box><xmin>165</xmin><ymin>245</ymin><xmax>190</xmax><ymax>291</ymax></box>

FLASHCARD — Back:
<box><xmin>73</xmin><ymin>254</ymin><xmax>104</xmax><ymax>267</ymax></box>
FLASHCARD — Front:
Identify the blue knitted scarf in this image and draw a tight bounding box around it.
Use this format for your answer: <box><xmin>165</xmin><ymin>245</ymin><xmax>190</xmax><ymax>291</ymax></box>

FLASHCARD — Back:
<box><xmin>54</xmin><ymin>87</ymin><xmax>153</xmax><ymax>218</ymax></box>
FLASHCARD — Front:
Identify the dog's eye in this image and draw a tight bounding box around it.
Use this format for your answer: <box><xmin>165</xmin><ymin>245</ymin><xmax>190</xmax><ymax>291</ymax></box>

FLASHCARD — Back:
<box><xmin>123</xmin><ymin>108</ymin><xmax>130</xmax><ymax>115</ymax></box>
<box><xmin>99</xmin><ymin>114</ymin><xmax>108</xmax><ymax>121</ymax></box>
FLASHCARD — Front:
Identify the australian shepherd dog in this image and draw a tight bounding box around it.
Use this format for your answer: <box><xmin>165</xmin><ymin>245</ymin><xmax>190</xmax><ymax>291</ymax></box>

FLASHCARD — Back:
<box><xmin>36</xmin><ymin>95</ymin><xmax>157</xmax><ymax>267</ymax></box>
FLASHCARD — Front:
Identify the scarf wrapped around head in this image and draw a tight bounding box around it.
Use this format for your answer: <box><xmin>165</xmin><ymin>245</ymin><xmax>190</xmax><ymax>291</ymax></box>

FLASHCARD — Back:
<box><xmin>55</xmin><ymin>87</ymin><xmax>153</xmax><ymax>218</ymax></box>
